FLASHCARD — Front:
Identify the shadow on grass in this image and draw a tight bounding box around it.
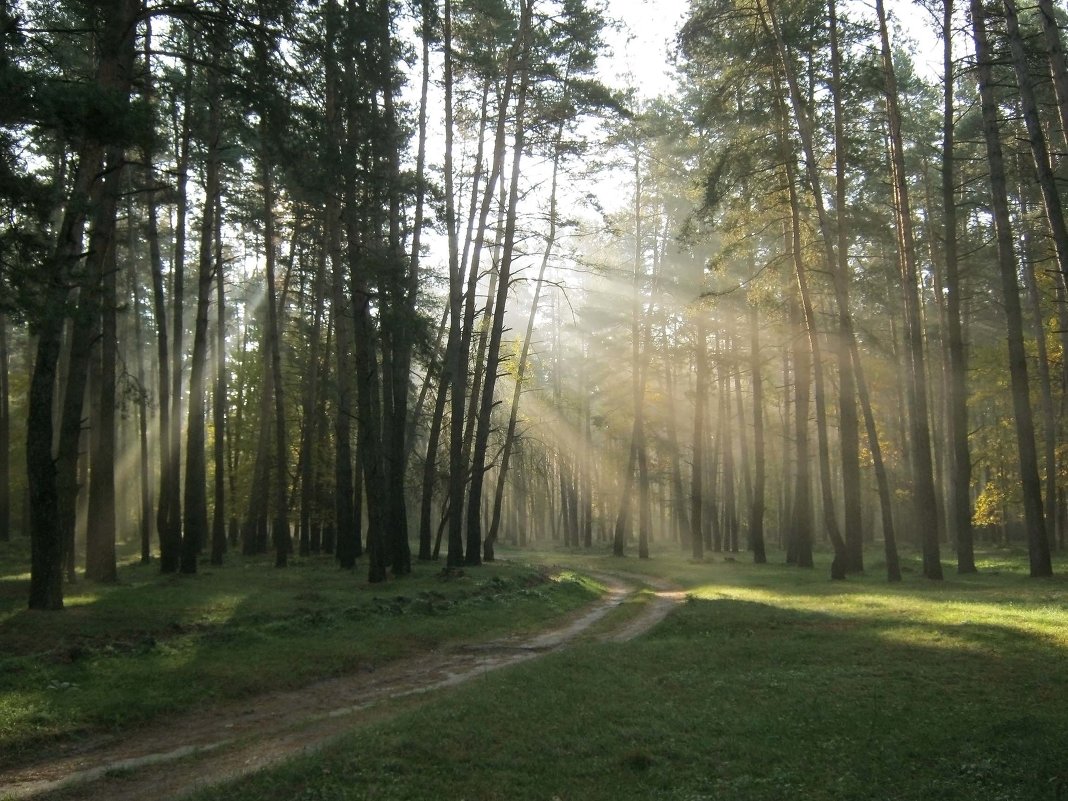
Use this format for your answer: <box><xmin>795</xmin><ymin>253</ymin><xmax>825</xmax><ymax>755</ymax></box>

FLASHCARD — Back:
<box><xmin>181</xmin><ymin>591</ymin><xmax>1068</xmax><ymax>801</ymax></box>
<box><xmin>0</xmin><ymin>553</ymin><xmax>596</xmax><ymax>765</ymax></box>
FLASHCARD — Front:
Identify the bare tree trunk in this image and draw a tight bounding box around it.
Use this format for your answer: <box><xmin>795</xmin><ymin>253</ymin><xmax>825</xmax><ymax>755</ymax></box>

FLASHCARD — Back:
<box><xmin>762</xmin><ymin>0</ymin><xmax>899</xmax><ymax>580</ymax></box>
<box><xmin>55</xmin><ymin>143</ymin><xmax>126</xmax><ymax>593</ymax></box>
<box><xmin>144</xmin><ymin>16</ymin><xmax>173</xmax><ymax>572</ymax></box>
<box><xmin>828</xmin><ymin>0</ymin><xmax>864</xmax><ymax>573</ymax></box>
<box><xmin>970</xmin><ymin>0</ymin><xmax>1053</xmax><ymax>577</ymax></box>
<box><xmin>323</xmin><ymin>0</ymin><xmax>357</xmax><ymax>570</ymax></box>
<box><xmin>442</xmin><ymin>0</ymin><xmax>466</xmax><ymax>568</ymax></box>
<box><xmin>168</xmin><ymin>44</ymin><xmax>194</xmax><ymax>570</ymax></box>
<box><xmin>28</xmin><ymin>106</ymin><xmax>104</xmax><ymax>606</ymax></box>
<box><xmin>934</xmin><ymin>0</ymin><xmax>976</xmax><ymax>573</ymax></box>
<box><xmin>210</xmin><ymin>184</ymin><xmax>227</xmax><ymax>566</ymax></box>
<box><xmin>465</xmin><ymin>0</ymin><xmax>533</xmax><ymax>566</ymax></box>
<box><xmin>377</xmin><ymin>0</ymin><xmax>412</xmax><ymax>578</ymax></box>
<box><xmin>26</xmin><ymin>0</ymin><xmax>137</xmax><ymax>606</ymax></box>
<box><xmin>86</xmin><ymin>233</ymin><xmax>118</xmax><ymax>583</ymax></box>
<box><xmin>485</xmin><ymin>109</ymin><xmax>567</xmax><ymax>560</ymax></box>
<box><xmin>297</xmin><ymin>239</ymin><xmax>325</xmax><ymax>560</ymax></box>
<box><xmin>788</xmin><ymin>274</ymin><xmax>813</xmax><ymax>566</ymax></box>
<box><xmin>1019</xmin><ymin>181</ymin><xmax>1058</xmax><ymax>563</ymax></box>
<box><xmin>181</xmin><ymin>78</ymin><xmax>221</xmax><ymax>575</ymax></box>
<box><xmin>664</xmin><ymin>344</ymin><xmax>689</xmax><ymax>545</ymax></box>
<box><xmin>258</xmin><ymin>120</ymin><xmax>290</xmax><ymax>572</ymax></box>
<box><xmin>1033</xmin><ymin>0</ymin><xmax>1068</xmax><ymax>156</ymax></box>
<box><xmin>873</xmin><ymin>0</ymin><xmax>943</xmax><ymax>578</ymax></box>
<box><xmin>780</xmin><ymin>128</ymin><xmax>846</xmax><ymax>577</ymax></box>
<box><xmin>1002</xmin><ymin>0</ymin><xmax>1068</xmax><ymax>293</ymax></box>
<box><xmin>719</xmin><ymin>358</ymin><xmax>738</xmax><ymax>554</ymax></box>
<box><xmin>691</xmin><ymin>311</ymin><xmax>707</xmax><ymax>561</ymax></box>
<box><xmin>0</xmin><ymin>313</ymin><xmax>9</xmax><ymax>542</ymax></box>
<box><xmin>748</xmin><ymin>302</ymin><xmax>767</xmax><ymax>563</ymax></box>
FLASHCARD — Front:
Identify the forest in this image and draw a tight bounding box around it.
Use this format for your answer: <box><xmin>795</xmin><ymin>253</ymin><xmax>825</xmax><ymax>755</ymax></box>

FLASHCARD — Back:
<box><xmin>1</xmin><ymin>0</ymin><xmax>1066</xmax><ymax>601</ymax></box>
<box><xmin>2</xmin><ymin>0</ymin><xmax>1068</xmax><ymax>797</ymax></box>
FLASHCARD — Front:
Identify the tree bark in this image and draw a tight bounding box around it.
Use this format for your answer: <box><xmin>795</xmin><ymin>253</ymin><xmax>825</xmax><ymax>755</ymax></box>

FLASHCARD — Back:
<box><xmin>27</xmin><ymin>0</ymin><xmax>138</xmax><ymax>608</ymax></box>
<box><xmin>210</xmin><ymin>180</ymin><xmax>227</xmax><ymax>566</ymax></box>
<box><xmin>1002</xmin><ymin>0</ymin><xmax>1068</xmax><ymax>292</ymax></box>
<box><xmin>0</xmin><ymin>313</ymin><xmax>9</xmax><ymax>542</ymax></box>
<box><xmin>828</xmin><ymin>0</ymin><xmax>864</xmax><ymax>573</ymax></box>
<box><xmin>762</xmin><ymin>0</ymin><xmax>899</xmax><ymax>580</ymax></box>
<box><xmin>748</xmin><ymin>302</ymin><xmax>767</xmax><ymax>563</ymax></box>
<box><xmin>970</xmin><ymin>0</ymin><xmax>1053</xmax><ymax>577</ymax></box>
<box><xmin>168</xmin><ymin>43</ymin><xmax>194</xmax><ymax>571</ymax></box>
<box><xmin>691</xmin><ymin>311</ymin><xmax>707</xmax><ymax>561</ymax></box>
<box><xmin>144</xmin><ymin>14</ymin><xmax>174</xmax><ymax>572</ymax></box>
<box><xmin>874</xmin><ymin>0</ymin><xmax>943</xmax><ymax>578</ymax></box>
<box><xmin>181</xmin><ymin>83</ymin><xmax>220</xmax><ymax>576</ymax></box>
<box><xmin>86</xmin><ymin>230</ymin><xmax>118</xmax><ymax>583</ymax></box>
<box><xmin>464</xmin><ymin>0</ymin><xmax>533</xmax><ymax>566</ymax></box>
<box><xmin>485</xmin><ymin>110</ymin><xmax>567</xmax><ymax>560</ymax></box>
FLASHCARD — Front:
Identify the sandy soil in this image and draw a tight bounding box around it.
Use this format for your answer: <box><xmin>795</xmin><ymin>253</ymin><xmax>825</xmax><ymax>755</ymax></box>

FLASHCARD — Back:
<box><xmin>0</xmin><ymin>570</ymin><xmax>682</xmax><ymax>801</ymax></box>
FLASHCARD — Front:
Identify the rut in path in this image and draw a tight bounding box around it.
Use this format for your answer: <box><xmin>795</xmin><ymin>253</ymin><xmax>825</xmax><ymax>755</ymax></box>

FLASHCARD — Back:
<box><xmin>0</xmin><ymin>570</ymin><xmax>683</xmax><ymax>801</ymax></box>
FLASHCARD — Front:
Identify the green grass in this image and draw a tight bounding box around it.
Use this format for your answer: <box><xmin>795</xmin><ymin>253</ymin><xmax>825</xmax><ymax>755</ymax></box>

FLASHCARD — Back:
<box><xmin>0</xmin><ymin>543</ymin><xmax>600</xmax><ymax>763</ymax></box>
<box><xmin>186</xmin><ymin>545</ymin><xmax>1068</xmax><ymax>801</ymax></box>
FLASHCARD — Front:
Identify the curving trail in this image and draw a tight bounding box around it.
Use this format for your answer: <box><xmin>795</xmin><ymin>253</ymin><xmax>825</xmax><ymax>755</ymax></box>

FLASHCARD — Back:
<box><xmin>0</xmin><ymin>570</ymin><xmax>682</xmax><ymax>801</ymax></box>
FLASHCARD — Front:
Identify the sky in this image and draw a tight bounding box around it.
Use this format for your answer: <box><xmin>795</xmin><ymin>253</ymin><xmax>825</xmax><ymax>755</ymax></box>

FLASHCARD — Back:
<box><xmin>597</xmin><ymin>0</ymin><xmax>690</xmax><ymax>99</ymax></box>
<box><xmin>597</xmin><ymin>0</ymin><xmax>944</xmax><ymax>91</ymax></box>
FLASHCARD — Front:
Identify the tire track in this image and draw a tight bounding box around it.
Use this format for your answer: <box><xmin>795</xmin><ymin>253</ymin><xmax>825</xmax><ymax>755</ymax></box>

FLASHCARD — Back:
<box><xmin>0</xmin><ymin>570</ymin><xmax>680</xmax><ymax>801</ymax></box>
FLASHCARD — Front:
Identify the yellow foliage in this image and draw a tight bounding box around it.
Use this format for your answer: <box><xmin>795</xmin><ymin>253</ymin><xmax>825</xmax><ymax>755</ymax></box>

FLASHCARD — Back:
<box><xmin>972</xmin><ymin>482</ymin><xmax>1006</xmax><ymax>528</ymax></box>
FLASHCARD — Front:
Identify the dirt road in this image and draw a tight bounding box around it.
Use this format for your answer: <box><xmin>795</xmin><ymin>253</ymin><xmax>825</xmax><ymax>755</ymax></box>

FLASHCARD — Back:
<box><xmin>1</xmin><ymin>570</ymin><xmax>682</xmax><ymax>801</ymax></box>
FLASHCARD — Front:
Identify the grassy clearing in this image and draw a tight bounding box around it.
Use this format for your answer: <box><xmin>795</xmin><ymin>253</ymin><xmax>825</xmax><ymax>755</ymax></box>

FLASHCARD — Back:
<box><xmin>187</xmin><ymin>546</ymin><xmax>1068</xmax><ymax>801</ymax></box>
<box><xmin>0</xmin><ymin>543</ymin><xmax>599</xmax><ymax>763</ymax></box>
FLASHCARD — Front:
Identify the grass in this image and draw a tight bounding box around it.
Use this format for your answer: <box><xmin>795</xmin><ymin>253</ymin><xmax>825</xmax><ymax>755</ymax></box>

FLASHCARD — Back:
<box><xmin>0</xmin><ymin>541</ymin><xmax>600</xmax><ymax>764</ymax></box>
<box><xmin>182</xmin><ymin>545</ymin><xmax>1068</xmax><ymax>801</ymax></box>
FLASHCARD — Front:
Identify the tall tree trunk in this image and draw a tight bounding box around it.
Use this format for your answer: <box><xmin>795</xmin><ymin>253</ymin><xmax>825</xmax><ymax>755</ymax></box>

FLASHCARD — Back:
<box><xmin>828</xmin><ymin>0</ymin><xmax>864</xmax><ymax>573</ymax></box>
<box><xmin>788</xmin><ymin>275</ymin><xmax>813</xmax><ymax>566</ymax></box>
<box><xmin>970</xmin><ymin>0</ymin><xmax>1053</xmax><ymax>577</ymax></box>
<box><xmin>28</xmin><ymin>0</ymin><xmax>138</xmax><ymax>608</ymax></box>
<box><xmin>126</xmin><ymin>208</ymin><xmax>153</xmax><ymax>563</ymax></box>
<box><xmin>377</xmin><ymin>0</ymin><xmax>412</xmax><ymax>577</ymax></box>
<box><xmin>1002</xmin><ymin>0</ymin><xmax>1068</xmax><ymax>292</ymax></box>
<box><xmin>55</xmin><ymin>147</ymin><xmax>126</xmax><ymax>593</ymax></box>
<box><xmin>210</xmin><ymin>184</ymin><xmax>227</xmax><ymax>566</ymax></box>
<box><xmin>1036</xmin><ymin>0</ymin><xmax>1068</xmax><ymax>153</ymax></box>
<box><xmin>780</xmin><ymin>127</ymin><xmax>846</xmax><ymax>577</ymax></box>
<box><xmin>168</xmin><ymin>44</ymin><xmax>194</xmax><ymax>570</ymax></box>
<box><xmin>181</xmin><ymin>81</ymin><xmax>221</xmax><ymax>575</ymax></box>
<box><xmin>719</xmin><ymin>358</ymin><xmax>738</xmax><ymax>554</ymax></box>
<box><xmin>748</xmin><ymin>302</ymin><xmax>767</xmax><ymax>564</ymax></box>
<box><xmin>323</xmin><ymin>0</ymin><xmax>357</xmax><ymax>569</ymax></box>
<box><xmin>144</xmin><ymin>15</ymin><xmax>173</xmax><ymax>572</ymax></box>
<box><xmin>762</xmin><ymin>0</ymin><xmax>899</xmax><ymax>580</ymax></box>
<box><xmin>0</xmin><ymin>313</ymin><xmax>9</xmax><ymax>542</ymax></box>
<box><xmin>464</xmin><ymin>0</ymin><xmax>533</xmax><ymax>566</ymax></box>
<box><xmin>664</xmin><ymin>345</ymin><xmax>690</xmax><ymax>546</ymax></box>
<box><xmin>485</xmin><ymin>110</ymin><xmax>567</xmax><ymax>560</ymax></box>
<box><xmin>442</xmin><ymin>0</ymin><xmax>466</xmax><ymax>568</ymax></box>
<box><xmin>86</xmin><ymin>233</ymin><xmax>118</xmax><ymax>583</ymax></box>
<box><xmin>299</xmin><ymin>244</ymin><xmax>326</xmax><ymax>559</ymax></box>
<box><xmin>937</xmin><ymin>0</ymin><xmax>976</xmax><ymax>573</ymax></box>
<box><xmin>262</xmin><ymin>156</ymin><xmax>290</xmax><ymax>569</ymax></box>
<box><xmin>874</xmin><ymin>0</ymin><xmax>943</xmax><ymax>578</ymax></box>
<box><xmin>241</xmin><ymin>347</ymin><xmax>273</xmax><ymax>555</ymax></box>
<box><xmin>691</xmin><ymin>311</ymin><xmax>707</xmax><ymax>561</ymax></box>
<box><xmin>1019</xmin><ymin>177</ymin><xmax>1058</xmax><ymax>565</ymax></box>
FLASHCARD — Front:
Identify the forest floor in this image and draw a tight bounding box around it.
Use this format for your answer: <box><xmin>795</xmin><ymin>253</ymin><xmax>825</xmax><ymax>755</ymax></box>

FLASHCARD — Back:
<box><xmin>0</xmin><ymin>569</ymin><xmax>682</xmax><ymax>801</ymax></box>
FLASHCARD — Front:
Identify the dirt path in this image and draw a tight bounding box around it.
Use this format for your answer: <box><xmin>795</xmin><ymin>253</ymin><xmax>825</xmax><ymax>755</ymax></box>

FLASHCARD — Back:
<box><xmin>0</xmin><ymin>570</ymin><xmax>682</xmax><ymax>801</ymax></box>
